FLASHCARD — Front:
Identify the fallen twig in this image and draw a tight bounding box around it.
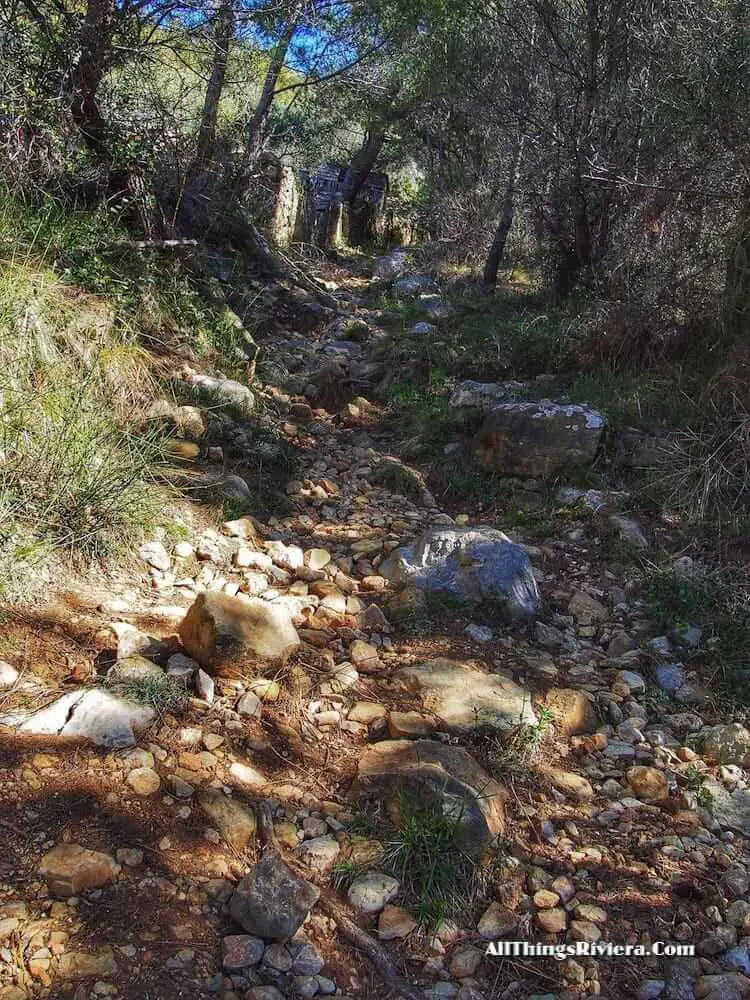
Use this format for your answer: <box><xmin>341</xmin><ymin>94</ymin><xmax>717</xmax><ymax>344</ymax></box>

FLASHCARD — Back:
<box><xmin>316</xmin><ymin>894</ymin><xmax>426</xmax><ymax>1000</ymax></box>
<box><xmin>253</xmin><ymin>800</ymin><xmax>425</xmax><ymax>1000</ymax></box>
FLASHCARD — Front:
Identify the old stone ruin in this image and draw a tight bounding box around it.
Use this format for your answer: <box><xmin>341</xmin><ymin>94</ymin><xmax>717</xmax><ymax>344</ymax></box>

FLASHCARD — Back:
<box><xmin>258</xmin><ymin>153</ymin><xmax>420</xmax><ymax>251</ymax></box>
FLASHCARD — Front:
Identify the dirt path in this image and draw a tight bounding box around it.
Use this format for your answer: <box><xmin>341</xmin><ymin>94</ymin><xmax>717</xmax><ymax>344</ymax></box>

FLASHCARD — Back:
<box><xmin>1</xmin><ymin>259</ymin><xmax>748</xmax><ymax>1000</ymax></box>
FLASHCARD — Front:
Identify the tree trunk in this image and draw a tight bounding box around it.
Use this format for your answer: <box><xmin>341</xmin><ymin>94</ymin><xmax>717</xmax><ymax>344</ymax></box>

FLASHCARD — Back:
<box><xmin>69</xmin><ymin>0</ymin><xmax>113</xmax><ymax>152</ymax></box>
<box><xmin>247</xmin><ymin>3</ymin><xmax>302</xmax><ymax>162</ymax></box>
<box><xmin>723</xmin><ymin>183</ymin><xmax>750</xmax><ymax>338</ymax></box>
<box><xmin>195</xmin><ymin>0</ymin><xmax>235</xmax><ymax>166</ymax></box>
<box><xmin>483</xmin><ymin>138</ymin><xmax>525</xmax><ymax>285</ymax></box>
<box><xmin>341</xmin><ymin>124</ymin><xmax>386</xmax><ymax>206</ymax></box>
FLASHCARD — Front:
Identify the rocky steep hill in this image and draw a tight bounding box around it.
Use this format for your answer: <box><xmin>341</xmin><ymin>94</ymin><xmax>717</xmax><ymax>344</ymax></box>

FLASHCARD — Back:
<box><xmin>1</xmin><ymin>251</ymin><xmax>749</xmax><ymax>1000</ymax></box>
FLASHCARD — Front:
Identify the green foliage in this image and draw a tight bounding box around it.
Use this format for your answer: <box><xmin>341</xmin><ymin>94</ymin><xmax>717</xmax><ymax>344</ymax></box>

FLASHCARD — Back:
<box><xmin>645</xmin><ymin>567</ymin><xmax>750</xmax><ymax>698</ymax></box>
<box><xmin>568</xmin><ymin>371</ymin><xmax>698</xmax><ymax>432</ymax></box>
<box><xmin>120</xmin><ymin>673</ymin><xmax>190</xmax><ymax>715</ymax></box>
<box><xmin>696</xmin><ymin>784</ymin><xmax>715</xmax><ymax>810</ymax></box>
<box><xmin>329</xmin><ymin>859</ymin><xmax>362</xmax><ymax>891</ymax></box>
<box><xmin>0</xmin><ymin>228</ymin><xmax>173</xmax><ymax>595</ymax></box>
<box><xmin>383</xmin><ymin>785</ymin><xmax>472</xmax><ymax>928</ymax></box>
<box><xmin>490</xmin><ymin>706</ymin><xmax>554</xmax><ymax>775</ymax></box>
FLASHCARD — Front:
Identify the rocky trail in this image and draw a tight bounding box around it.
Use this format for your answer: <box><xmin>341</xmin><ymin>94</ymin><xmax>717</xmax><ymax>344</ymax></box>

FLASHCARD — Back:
<box><xmin>1</xmin><ymin>253</ymin><xmax>749</xmax><ymax>1000</ymax></box>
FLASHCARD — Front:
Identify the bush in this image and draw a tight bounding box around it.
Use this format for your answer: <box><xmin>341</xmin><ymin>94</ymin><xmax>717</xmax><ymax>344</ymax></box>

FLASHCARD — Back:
<box><xmin>0</xmin><ymin>203</ymin><xmax>174</xmax><ymax>595</ymax></box>
<box><xmin>645</xmin><ymin>567</ymin><xmax>750</xmax><ymax>698</ymax></box>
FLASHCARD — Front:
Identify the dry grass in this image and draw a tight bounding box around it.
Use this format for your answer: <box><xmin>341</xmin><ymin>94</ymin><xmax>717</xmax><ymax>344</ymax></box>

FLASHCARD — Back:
<box><xmin>0</xmin><ymin>224</ymin><xmax>172</xmax><ymax>596</ymax></box>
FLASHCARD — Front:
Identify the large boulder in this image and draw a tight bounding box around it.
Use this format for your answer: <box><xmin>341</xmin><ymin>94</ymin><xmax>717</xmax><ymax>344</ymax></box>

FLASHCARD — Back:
<box><xmin>353</xmin><ymin>739</ymin><xmax>506</xmax><ymax>855</ymax></box>
<box><xmin>230</xmin><ymin>850</ymin><xmax>320</xmax><ymax>940</ymax></box>
<box><xmin>393</xmin><ymin>658</ymin><xmax>536</xmax><ymax>732</ymax></box>
<box><xmin>450</xmin><ymin>380</ymin><xmax>527</xmax><ymax>410</ymax></box>
<box><xmin>187</xmin><ymin>374</ymin><xmax>255</xmax><ymax>414</ymax></box>
<box><xmin>380</xmin><ymin>527</ymin><xmax>539</xmax><ymax>620</ymax></box>
<box><xmin>372</xmin><ymin>249</ymin><xmax>408</xmax><ymax>280</ymax></box>
<box><xmin>473</xmin><ymin>400</ymin><xmax>605</xmax><ymax>477</ymax></box>
<box><xmin>1</xmin><ymin>688</ymin><xmax>154</xmax><ymax>748</ymax></box>
<box><xmin>179</xmin><ymin>592</ymin><xmax>300</xmax><ymax>670</ymax></box>
<box><xmin>393</xmin><ymin>274</ymin><xmax>438</xmax><ymax>299</ymax></box>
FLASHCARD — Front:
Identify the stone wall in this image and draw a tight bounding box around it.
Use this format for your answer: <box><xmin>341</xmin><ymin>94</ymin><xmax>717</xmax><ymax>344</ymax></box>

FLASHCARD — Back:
<box><xmin>261</xmin><ymin>155</ymin><xmax>313</xmax><ymax>248</ymax></box>
<box><xmin>259</xmin><ymin>153</ymin><xmax>420</xmax><ymax>251</ymax></box>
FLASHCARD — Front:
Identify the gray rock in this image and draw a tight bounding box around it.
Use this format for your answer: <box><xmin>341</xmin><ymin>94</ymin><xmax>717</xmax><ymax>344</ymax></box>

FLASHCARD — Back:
<box><xmin>637</xmin><ymin>982</ymin><xmax>666</xmax><ymax>1000</ymax></box>
<box><xmin>292</xmin><ymin>975</ymin><xmax>319</xmax><ymax>999</ymax></box>
<box><xmin>465</xmin><ymin>624</ymin><xmax>493</xmax><ymax>643</ymax></box>
<box><xmin>410</xmin><ymin>321</ymin><xmax>436</xmax><ymax>335</ymax></box>
<box><xmin>106</xmin><ymin>654</ymin><xmax>164</xmax><ymax>686</ymax></box>
<box><xmin>295</xmin><ymin>835</ymin><xmax>340</xmax><ymax>874</ymax></box>
<box><xmin>381</xmin><ymin>527</ymin><xmax>539</xmax><ymax>620</ymax></box>
<box><xmin>672</xmin><ymin>625</ymin><xmax>702</xmax><ymax>649</ymax></box>
<box><xmin>262</xmin><ymin>943</ymin><xmax>292</xmax><ymax>971</ymax></box>
<box><xmin>289</xmin><ymin>941</ymin><xmax>324</xmax><ymax>975</ymax></box>
<box><xmin>393</xmin><ymin>658</ymin><xmax>536</xmax><ymax>732</ymax></box>
<box><xmin>115</xmin><ymin>625</ymin><xmax>171</xmax><ymax>664</ymax></box>
<box><xmin>655</xmin><ymin>664</ymin><xmax>687</xmax><ymax>695</ymax></box>
<box><xmin>199</xmin><ymin>789</ymin><xmax>257</xmax><ymax>851</ymax></box>
<box><xmin>450</xmin><ymin>380</ymin><xmax>527</xmax><ymax>410</ymax></box>
<box><xmin>610</xmin><ymin>514</ymin><xmax>648</xmax><ymax>550</ymax></box>
<box><xmin>473</xmin><ymin>400</ymin><xmax>605</xmax><ymax>478</ymax></box>
<box><xmin>1</xmin><ymin>688</ymin><xmax>154</xmax><ymax>748</ymax></box>
<box><xmin>187</xmin><ymin>373</ymin><xmax>255</xmax><ymax>414</ymax></box>
<box><xmin>393</xmin><ymin>273</ymin><xmax>439</xmax><ymax>298</ymax></box>
<box><xmin>704</xmin><ymin>779</ymin><xmax>750</xmax><ymax>835</ymax></box>
<box><xmin>418</xmin><ymin>294</ymin><xmax>454</xmax><ymax>319</ymax></box>
<box><xmin>372</xmin><ymin>250</ymin><xmax>408</xmax><ymax>280</ymax></box>
<box><xmin>138</xmin><ymin>540</ymin><xmax>170</xmax><ymax>571</ymax></box>
<box><xmin>347</xmin><ymin>873</ymin><xmax>400</xmax><ymax>914</ymax></box>
<box><xmin>724</xmin><ymin>942</ymin><xmax>750</xmax><ymax>974</ymax></box>
<box><xmin>246</xmin><ymin>988</ymin><xmax>286</xmax><ymax>1000</ymax></box>
<box><xmin>699</xmin><ymin>724</ymin><xmax>750</xmax><ymax>766</ymax></box>
<box><xmin>230</xmin><ymin>850</ymin><xmax>320</xmax><ymax>941</ymax></box>
<box><xmin>222</xmin><ymin>934</ymin><xmax>264</xmax><ymax>970</ymax></box>
<box><xmin>664</xmin><ymin>957</ymin><xmax>700</xmax><ymax>999</ymax></box>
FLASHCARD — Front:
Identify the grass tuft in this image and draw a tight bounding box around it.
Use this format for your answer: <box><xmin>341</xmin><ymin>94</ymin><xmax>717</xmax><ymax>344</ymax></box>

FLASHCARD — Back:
<box><xmin>382</xmin><ymin>786</ymin><xmax>472</xmax><ymax>928</ymax></box>
<box><xmin>119</xmin><ymin>673</ymin><xmax>190</xmax><ymax>715</ymax></box>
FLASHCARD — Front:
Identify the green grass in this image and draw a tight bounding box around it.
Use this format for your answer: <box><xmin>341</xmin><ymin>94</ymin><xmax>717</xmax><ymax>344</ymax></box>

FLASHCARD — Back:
<box><xmin>382</xmin><ymin>786</ymin><xmax>473</xmax><ymax>928</ymax></box>
<box><xmin>119</xmin><ymin>673</ymin><xmax>190</xmax><ymax>715</ymax></box>
<box><xmin>645</xmin><ymin>566</ymin><xmax>750</xmax><ymax>699</ymax></box>
<box><xmin>372</xmin><ymin>286</ymin><xmax>573</xmax><ymax>384</ymax></box>
<box><xmin>0</xmin><ymin>251</ymin><xmax>172</xmax><ymax>595</ymax></box>
<box><xmin>568</xmin><ymin>371</ymin><xmax>699</xmax><ymax>432</ymax></box>
<box><xmin>330</xmin><ymin>859</ymin><xmax>362</xmax><ymax>891</ymax></box>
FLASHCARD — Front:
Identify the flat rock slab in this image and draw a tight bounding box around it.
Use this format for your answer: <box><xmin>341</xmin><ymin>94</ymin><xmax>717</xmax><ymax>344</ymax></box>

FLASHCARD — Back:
<box><xmin>394</xmin><ymin>658</ymin><xmax>536</xmax><ymax>732</ymax></box>
<box><xmin>1</xmin><ymin>688</ymin><xmax>154</xmax><ymax>748</ymax></box>
<box><xmin>381</xmin><ymin>527</ymin><xmax>539</xmax><ymax>620</ymax></box>
<box><xmin>354</xmin><ymin>739</ymin><xmax>506</xmax><ymax>854</ymax></box>
<box><xmin>473</xmin><ymin>400</ymin><xmax>605</xmax><ymax>478</ymax></box>
<box><xmin>179</xmin><ymin>592</ymin><xmax>300</xmax><ymax>669</ymax></box>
